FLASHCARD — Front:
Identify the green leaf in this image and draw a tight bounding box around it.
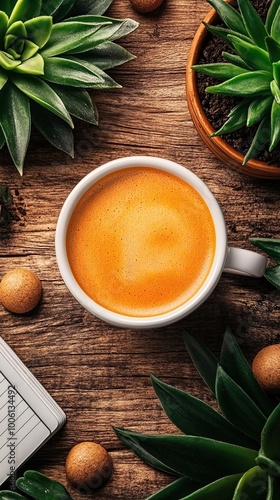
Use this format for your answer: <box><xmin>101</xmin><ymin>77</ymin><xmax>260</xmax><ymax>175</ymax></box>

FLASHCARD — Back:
<box><xmin>49</xmin><ymin>83</ymin><xmax>98</xmax><ymax>124</ymax></box>
<box><xmin>0</xmin><ymin>492</ymin><xmax>28</xmax><ymax>500</ymax></box>
<box><xmin>11</xmin><ymin>74</ymin><xmax>73</xmax><ymax>127</ymax></box>
<box><xmin>21</xmin><ymin>40</ymin><xmax>39</xmax><ymax>61</ymax></box>
<box><xmin>145</xmin><ymin>477</ymin><xmax>203</xmax><ymax>500</ymax></box>
<box><xmin>114</xmin><ymin>428</ymin><xmax>258</xmax><ymax>484</ymax></box>
<box><xmin>215</xmin><ymin>366</ymin><xmax>267</xmax><ymax>442</ymax></box>
<box><xmin>211</xmin><ymin>102</ymin><xmax>248</xmax><ymax>136</ymax></box>
<box><xmin>31</xmin><ymin>102</ymin><xmax>74</xmax><ymax>157</ymax></box>
<box><xmin>8</xmin><ymin>0</ymin><xmax>42</xmax><ymax>25</ymax></box>
<box><xmin>272</xmin><ymin>61</ymin><xmax>280</xmax><ymax>88</ymax></box>
<box><xmin>267</xmin><ymin>474</ymin><xmax>280</xmax><ymax>500</ymax></box>
<box><xmin>191</xmin><ymin>62</ymin><xmax>249</xmax><ymax>80</ymax></box>
<box><xmin>222</xmin><ymin>51</ymin><xmax>251</xmax><ymax>70</ymax></box>
<box><xmin>266</xmin><ymin>0</ymin><xmax>280</xmax><ymax>34</ymax></box>
<box><xmin>243</xmin><ymin>115</ymin><xmax>270</xmax><ymax>164</ymax></box>
<box><xmin>16</xmin><ymin>470</ymin><xmax>73</xmax><ymax>500</ymax></box>
<box><xmin>227</xmin><ymin>35</ymin><xmax>272</xmax><ymax>72</ymax></box>
<box><xmin>62</xmin><ymin>17</ymin><xmax>139</xmax><ymax>54</ymax></box>
<box><xmin>0</xmin><ymin>81</ymin><xmax>30</xmax><ymax>175</ymax></box>
<box><xmin>237</xmin><ymin>0</ymin><xmax>268</xmax><ymax>50</ymax></box>
<box><xmin>206</xmin><ymin>0</ymin><xmax>248</xmax><ymax>35</ymax></box>
<box><xmin>0</xmin><ymin>12</ymin><xmax>9</xmax><ymax>42</ymax></box>
<box><xmin>261</xmin><ymin>403</ymin><xmax>280</xmax><ymax>460</ymax></box>
<box><xmin>0</xmin><ymin>126</ymin><xmax>6</xmax><ymax>149</ymax></box>
<box><xmin>6</xmin><ymin>19</ymin><xmax>27</xmax><ymax>38</ymax></box>
<box><xmin>69</xmin><ymin>0</ymin><xmax>113</xmax><ymax>16</ymax></box>
<box><xmin>270</xmin><ymin>5</ymin><xmax>280</xmax><ymax>42</ymax></box>
<box><xmin>182</xmin><ymin>331</ymin><xmax>218</xmax><ymax>396</ymax></box>
<box><xmin>220</xmin><ymin>326</ymin><xmax>276</xmax><ymax>417</ymax></box>
<box><xmin>0</xmin><ymin>51</ymin><xmax>21</xmax><ymax>70</ymax></box>
<box><xmin>40</xmin><ymin>0</ymin><xmax>65</xmax><ymax>16</ymax></box>
<box><xmin>206</xmin><ymin>71</ymin><xmax>272</xmax><ymax>96</ymax></box>
<box><xmin>70</xmin><ymin>41</ymin><xmax>135</xmax><ymax>70</ymax></box>
<box><xmin>150</xmin><ymin>374</ymin><xmax>257</xmax><ymax>449</ymax></box>
<box><xmin>265</xmin><ymin>266</ymin><xmax>280</xmax><ymax>289</ymax></box>
<box><xmin>24</xmin><ymin>17</ymin><xmax>53</xmax><ymax>49</ymax></box>
<box><xmin>13</xmin><ymin>53</ymin><xmax>44</xmax><ymax>75</ymax></box>
<box><xmin>180</xmin><ymin>474</ymin><xmax>243</xmax><ymax>500</ymax></box>
<box><xmin>247</xmin><ymin>96</ymin><xmax>273</xmax><ymax>127</ymax></box>
<box><xmin>265</xmin><ymin>36</ymin><xmax>280</xmax><ymax>64</ymax></box>
<box><xmin>202</xmin><ymin>22</ymin><xmax>251</xmax><ymax>46</ymax></box>
<box><xmin>232</xmin><ymin>466</ymin><xmax>268</xmax><ymax>500</ymax></box>
<box><xmin>43</xmin><ymin>56</ymin><xmax>120</xmax><ymax>89</ymax></box>
<box><xmin>52</xmin><ymin>0</ymin><xmax>76</xmax><ymax>22</ymax></box>
<box><xmin>269</xmin><ymin>99</ymin><xmax>280</xmax><ymax>151</ymax></box>
<box><xmin>249</xmin><ymin>238</ymin><xmax>280</xmax><ymax>264</ymax></box>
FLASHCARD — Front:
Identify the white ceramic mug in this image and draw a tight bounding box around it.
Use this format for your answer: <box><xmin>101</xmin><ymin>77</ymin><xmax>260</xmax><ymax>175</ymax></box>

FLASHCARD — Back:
<box><xmin>55</xmin><ymin>156</ymin><xmax>267</xmax><ymax>329</ymax></box>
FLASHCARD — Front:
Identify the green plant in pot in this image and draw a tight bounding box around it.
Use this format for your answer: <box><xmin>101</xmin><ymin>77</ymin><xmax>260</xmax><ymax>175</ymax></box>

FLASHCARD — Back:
<box><xmin>115</xmin><ymin>328</ymin><xmax>280</xmax><ymax>499</ymax></box>
<box><xmin>186</xmin><ymin>0</ymin><xmax>280</xmax><ymax>179</ymax></box>
<box><xmin>0</xmin><ymin>0</ymin><xmax>138</xmax><ymax>174</ymax></box>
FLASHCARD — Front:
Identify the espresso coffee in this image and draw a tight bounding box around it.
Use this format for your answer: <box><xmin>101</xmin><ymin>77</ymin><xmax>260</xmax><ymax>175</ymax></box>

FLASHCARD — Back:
<box><xmin>66</xmin><ymin>167</ymin><xmax>216</xmax><ymax>317</ymax></box>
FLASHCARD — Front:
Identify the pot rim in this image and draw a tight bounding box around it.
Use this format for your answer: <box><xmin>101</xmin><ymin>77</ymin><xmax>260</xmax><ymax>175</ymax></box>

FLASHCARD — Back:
<box><xmin>186</xmin><ymin>7</ymin><xmax>280</xmax><ymax>179</ymax></box>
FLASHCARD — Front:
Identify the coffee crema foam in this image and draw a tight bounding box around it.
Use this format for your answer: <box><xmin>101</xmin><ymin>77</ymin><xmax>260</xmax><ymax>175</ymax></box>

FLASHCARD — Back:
<box><xmin>66</xmin><ymin>167</ymin><xmax>216</xmax><ymax>317</ymax></box>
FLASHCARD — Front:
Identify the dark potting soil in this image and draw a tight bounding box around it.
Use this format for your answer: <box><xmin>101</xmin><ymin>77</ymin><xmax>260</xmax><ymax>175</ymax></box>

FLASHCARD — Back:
<box><xmin>196</xmin><ymin>0</ymin><xmax>280</xmax><ymax>166</ymax></box>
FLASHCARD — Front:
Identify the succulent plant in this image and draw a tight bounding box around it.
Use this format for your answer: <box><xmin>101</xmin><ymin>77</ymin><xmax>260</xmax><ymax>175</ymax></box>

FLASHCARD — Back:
<box><xmin>191</xmin><ymin>0</ymin><xmax>280</xmax><ymax>165</ymax></box>
<box><xmin>0</xmin><ymin>0</ymin><xmax>138</xmax><ymax>174</ymax></box>
<box><xmin>250</xmin><ymin>237</ymin><xmax>280</xmax><ymax>290</ymax></box>
<box><xmin>115</xmin><ymin>327</ymin><xmax>280</xmax><ymax>499</ymax></box>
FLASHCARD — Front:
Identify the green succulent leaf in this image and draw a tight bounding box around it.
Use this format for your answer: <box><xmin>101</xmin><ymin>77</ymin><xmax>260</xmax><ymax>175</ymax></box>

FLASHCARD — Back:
<box><xmin>43</xmin><ymin>56</ymin><xmax>120</xmax><ymax>88</ymax></box>
<box><xmin>2</xmin><ymin>1</ymin><xmax>18</xmax><ymax>17</ymax></box>
<box><xmin>8</xmin><ymin>0</ymin><xmax>42</xmax><ymax>25</ymax></box>
<box><xmin>0</xmin><ymin>80</ymin><xmax>30</xmax><ymax>175</ymax></box>
<box><xmin>24</xmin><ymin>17</ymin><xmax>53</xmax><ymax>49</ymax></box>
<box><xmin>31</xmin><ymin>103</ymin><xmax>74</xmax><ymax>158</ymax></box>
<box><xmin>191</xmin><ymin>62</ymin><xmax>249</xmax><ymax>80</ymax></box>
<box><xmin>0</xmin><ymin>51</ymin><xmax>21</xmax><ymax>70</ymax></box>
<box><xmin>247</xmin><ymin>96</ymin><xmax>274</xmax><ymax>127</ymax></box>
<box><xmin>206</xmin><ymin>0</ymin><xmax>248</xmax><ymax>36</ymax></box>
<box><xmin>150</xmin><ymin>374</ymin><xmax>258</xmax><ymax>449</ymax></box>
<box><xmin>269</xmin><ymin>99</ymin><xmax>280</xmax><ymax>151</ymax></box>
<box><xmin>211</xmin><ymin>101</ymin><xmax>248</xmax><ymax>136</ymax></box>
<box><xmin>182</xmin><ymin>331</ymin><xmax>218</xmax><ymax>396</ymax></box>
<box><xmin>0</xmin><ymin>11</ymin><xmax>9</xmax><ymax>40</ymax></box>
<box><xmin>40</xmin><ymin>18</ymin><xmax>112</xmax><ymax>57</ymax></box>
<box><xmin>11</xmin><ymin>73</ymin><xmax>73</xmax><ymax>127</ymax></box>
<box><xmin>270</xmin><ymin>4</ymin><xmax>280</xmax><ymax>42</ymax></box>
<box><xmin>227</xmin><ymin>35</ymin><xmax>272</xmax><ymax>72</ymax></box>
<box><xmin>249</xmin><ymin>238</ymin><xmax>280</xmax><ymax>264</ymax></box>
<box><xmin>265</xmin><ymin>35</ymin><xmax>280</xmax><ymax>63</ymax></box>
<box><xmin>215</xmin><ymin>365</ymin><xmax>267</xmax><ymax>442</ymax></box>
<box><xmin>267</xmin><ymin>474</ymin><xmax>280</xmax><ymax>500</ymax></box>
<box><xmin>13</xmin><ymin>54</ymin><xmax>44</xmax><ymax>75</ymax></box>
<box><xmin>222</xmin><ymin>51</ymin><xmax>251</xmax><ymax>70</ymax></box>
<box><xmin>265</xmin><ymin>266</ymin><xmax>280</xmax><ymax>289</ymax></box>
<box><xmin>49</xmin><ymin>83</ymin><xmax>98</xmax><ymax>124</ymax></box>
<box><xmin>114</xmin><ymin>428</ymin><xmax>258</xmax><ymax>484</ymax></box>
<box><xmin>40</xmin><ymin>0</ymin><xmax>67</xmax><ymax>16</ymax></box>
<box><xmin>220</xmin><ymin>326</ymin><xmax>276</xmax><ymax>417</ymax></box>
<box><xmin>261</xmin><ymin>403</ymin><xmax>280</xmax><ymax>460</ymax></box>
<box><xmin>74</xmin><ymin>41</ymin><xmax>135</xmax><ymax>70</ymax></box>
<box><xmin>272</xmin><ymin>61</ymin><xmax>280</xmax><ymax>88</ymax></box>
<box><xmin>202</xmin><ymin>22</ymin><xmax>251</xmax><ymax>47</ymax></box>
<box><xmin>206</xmin><ymin>70</ymin><xmax>272</xmax><ymax>96</ymax></box>
<box><xmin>16</xmin><ymin>470</ymin><xmax>73</xmax><ymax>500</ymax></box>
<box><xmin>266</xmin><ymin>0</ymin><xmax>280</xmax><ymax>34</ymax></box>
<box><xmin>242</xmin><ymin>115</ymin><xmax>271</xmax><ymax>164</ymax></box>
<box><xmin>0</xmin><ymin>492</ymin><xmax>28</xmax><ymax>500</ymax></box>
<box><xmin>145</xmin><ymin>477</ymin><xmax>203</xmax><ymax>500</ymax></box>
<box><xmin>237</xmin><ymin>0</ymin><xmax>268</xmax><ymax>50</ymax></box>
<box><xmin>52</xmin><ymin>0</ymin><xmax>76</xmax><ymax>22</ymax></box>
<box><xmin>232</xmin><ymin>466</ymin><xmax>268</xmax><ymax>499</ymax></box>
<box><xmin>179</xmin><ymin>474</ymin><xmax>243</xmax><ymax>500</ymax></box>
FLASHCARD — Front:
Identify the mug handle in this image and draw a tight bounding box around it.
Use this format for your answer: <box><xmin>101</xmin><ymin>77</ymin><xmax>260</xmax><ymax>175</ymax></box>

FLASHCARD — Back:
<box><xmin>224</xmin><ymin>247</ymin><xmax>267</xmax><ymax>278</ymax></box>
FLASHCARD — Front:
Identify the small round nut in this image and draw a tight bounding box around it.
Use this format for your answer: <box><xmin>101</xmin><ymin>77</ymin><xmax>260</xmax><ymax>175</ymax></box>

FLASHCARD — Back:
<box><xmin>252</xmin><ymin>344</ymin><xmax>280</xmax><ymax>395</ymax></box>
<box><xmin>65</xmin><ymin>441</ymin><xmax>113</xmax><ymax>492</ymax></box>
<box><xmin>0</xmin><ymin>268</ymin><xmax>42</xmax><ymax>314</ymax></box>
<box><xmin>129</xmin><ymin>0</ymin><xmax>164</xmax><ymax>13</ymax></box>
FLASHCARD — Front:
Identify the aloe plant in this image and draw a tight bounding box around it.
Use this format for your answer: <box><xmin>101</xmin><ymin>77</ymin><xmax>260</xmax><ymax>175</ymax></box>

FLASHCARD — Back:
<box><xmin>0</xmin><ymin>0</ymin><xmax>138</xmax><ymax>174</ymax></box>
<box><xmin>115</xmin><ymin>327</ymin><xmax>280</xmax><ymax>499</ymax></box>
<box><xmin>191</xmin><ymin>0</ymin><xmax>280</xmax><ymax>165</ymax></box>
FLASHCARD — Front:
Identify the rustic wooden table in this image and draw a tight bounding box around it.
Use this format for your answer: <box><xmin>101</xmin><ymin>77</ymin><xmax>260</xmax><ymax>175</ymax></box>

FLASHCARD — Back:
<box><xmin>0</xmin><ymin>0</ymin><xmax>280</xmax><ymax>499</ymax></box>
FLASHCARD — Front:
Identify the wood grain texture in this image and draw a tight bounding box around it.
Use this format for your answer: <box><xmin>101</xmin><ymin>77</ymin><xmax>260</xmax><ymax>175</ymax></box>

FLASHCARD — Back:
<box><xmin>0</xmin><ymin>0</ymin><xmax>280</xmax><ymax>498</ymax></box>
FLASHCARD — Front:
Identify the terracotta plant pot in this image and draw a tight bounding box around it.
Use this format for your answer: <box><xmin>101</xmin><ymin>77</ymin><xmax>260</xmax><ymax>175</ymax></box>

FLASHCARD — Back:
<box><xmin>186</xmin><ymin>7</ymin><xmax>280</xmax><ymax>180</ymax></box>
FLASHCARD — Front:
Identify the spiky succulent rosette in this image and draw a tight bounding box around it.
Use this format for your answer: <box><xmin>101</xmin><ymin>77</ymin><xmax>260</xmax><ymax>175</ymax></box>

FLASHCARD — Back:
<box><xmin>191</xmin><ymin>0</ymin><xmax>280</xmax><ymax>165</ymax></box>
<box><xmin>115</xmin><ymin>328</ymin><xmax>280</xmax><ymax>499</ymax></box>
<box><xmin>0</xmin><ymin>0</ymin><xmax>138</xmax><ymax>174</ymax></box>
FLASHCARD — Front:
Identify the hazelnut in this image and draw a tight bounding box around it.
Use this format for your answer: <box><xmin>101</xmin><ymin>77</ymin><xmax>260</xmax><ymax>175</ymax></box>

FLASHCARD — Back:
<box><xmin>129</xmin><ymin>0</ymin><xmax>164</xmax><ymax>13</ymax></box>
<box><xmin>0</xmin><ymin>268</ymin><xmax>42</xmax><ymax>314</ymax></box>
<box><xmin>252</xmin><ymin>344</ymin><xmax>280</xmax><ymax>395</ymax></box>
<box><xmin>65</xmin><ymin>441</ymin><xmax>113</xmax><ymax>492</ymax></box>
